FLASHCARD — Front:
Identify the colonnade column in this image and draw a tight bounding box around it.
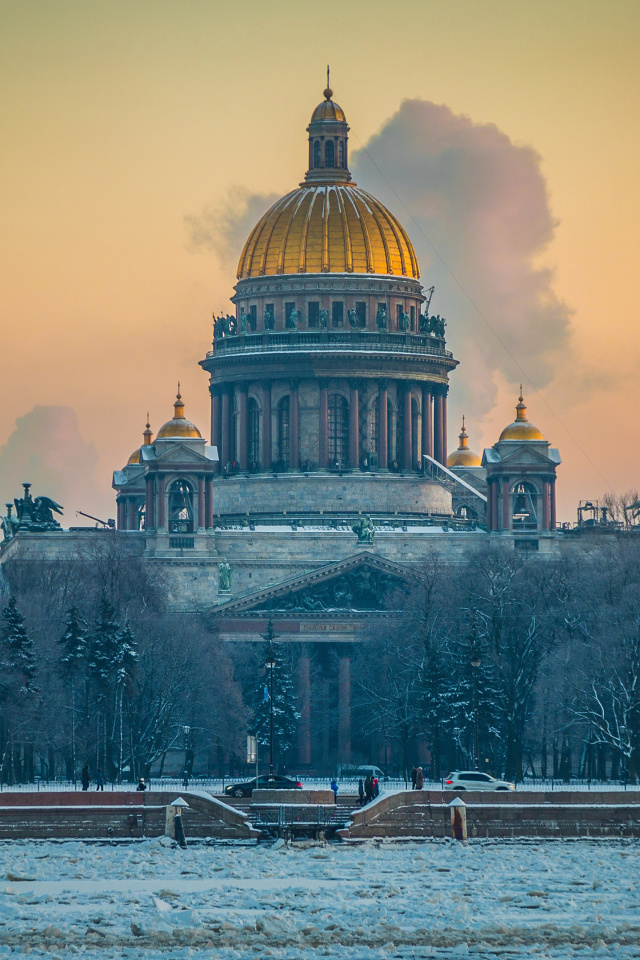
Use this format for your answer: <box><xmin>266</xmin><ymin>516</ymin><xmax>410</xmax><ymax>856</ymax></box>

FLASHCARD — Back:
<box><xmin>145</xmin><ymin>476</ymin><xmax>155</xmax><ymax>531</ymax></box>
<box><xmin>442</xmin><ymin>389</ymin><xmax>448</xmax><ymax>465</ymax></box>
<box><xmin>318</xmin><ymin>380</ymin><xmax>329</xmax><ymax>468</ymax></box>
<box><xmin>210</xmin><ymin>387</ymin><xmax>221</xmax><ymax>474</ymax></box>
<box><xmin>262</xmin><ymin>381</ymin><xmax>272</xmax><ymax>471</ymax></box>
<box><xmin>486</xmin><ymin>481</ymin><xmax>493</xmax><ymax>531</ymax></box>
<box><xmin>205</xmin><ymin>476</ymin><xmax>214</xmax><ymax>529</ymax></box>
<box><xmin>377</xmin><ymin>380</ymin><xmax>388</xmax><ymax>469</ymax></box>
<box><xmin>433</xmin><ymin>391</ymin><xmax>444</xmax><ymax>464</ymax></box>
<box><xmin>238</xmin><ymin>385</ymin><xmax>248</xmax><ymax>471</ymax></box>
<box><xmin>289</xmin><ymin>381</ymin><xmax>299</xmax><ymax>469</ymax></box>
<box><xmin>197</xmin><ymin>476</ymin><xmax>205</xmax><ymax>532</ymax></box>
<box><xmin>550</xmin><ymin>481</ymin><xmax>557</xmax><ymax>531</ymax></box>
<box><xmin>542</xmin><ymin>480</ymin><xmax>550</xmax><ymax>531</ymax></box>
<box><xmin>422</xmin><ymin>386</ymin><xmax>433</xmax><ymax>460</ymax></box>
<box><xmin>402</xmin><ymin>383</ymin><xmax>412</xmax><ymax>470</ymax></box>
<box><xmin>157</xmin><ymin>476</ymin><xmax>165</xmax><ymax>530</ymax></box>
<box><xmin>220</xmin><ymin>386</ymin><xmax>231</xmax><ymax>468</ymax></box>
<box><xmin>349</xmin><ymin>380</ymin><xmax>359</xmax><ymax>468</ymax></box>
<box><xmin>338</xmin><ymin>657</ymin><xmax>351</xmax><ymax>761</ymax></box>
<box><xmin>491</xmin><ymin>479</ymin><xmax>498</xmax><ymax>532</ymax></box>
<box><xmin>502</xmin><ymin>478</ymin><xmax>510</xmax><ymax>531</ymax></box>
<box><xmin>117</xmin><ymin>499</ymin><xmax>125</xmax><ymax>530</ymax></box>
<box><xmin>297</xmin><ymin>655</ymin><xmax>311</xmax><ymax>766</ymax></box>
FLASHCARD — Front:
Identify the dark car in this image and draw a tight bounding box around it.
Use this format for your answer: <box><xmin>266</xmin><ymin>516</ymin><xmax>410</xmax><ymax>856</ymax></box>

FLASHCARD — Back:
<box><xmin>224</xmin><ymin>774</ymin><xmax>303</xmax><ymax>798</ymax></box>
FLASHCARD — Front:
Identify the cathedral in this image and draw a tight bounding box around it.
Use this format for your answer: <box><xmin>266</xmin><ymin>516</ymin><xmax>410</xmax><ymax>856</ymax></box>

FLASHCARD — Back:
<box><xmin>1</xmin><ymin>84</ymin><xmax>563</xmax><ymax>769</ymax></box>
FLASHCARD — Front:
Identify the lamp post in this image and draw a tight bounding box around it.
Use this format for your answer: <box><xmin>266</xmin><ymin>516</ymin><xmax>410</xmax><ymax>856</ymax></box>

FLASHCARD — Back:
<box><xmin>470</xmin><ymin>655</ymin><xmax>480</xmax><ymax>770</ymax></box>
<box><xmin>182</xmin><ymin>725</ymin><xmax>191</xmax><ymax>785</ymax></box>
<box><xmin>264</xmin><ymin>621</ymin><xmax>276</xmax><ymax>784</ymax></box>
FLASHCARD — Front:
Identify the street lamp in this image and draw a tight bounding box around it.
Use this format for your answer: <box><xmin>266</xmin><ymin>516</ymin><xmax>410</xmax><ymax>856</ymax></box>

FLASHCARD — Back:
<box><xmin>182</xmin><ymin>725</ymin><xmax>191</xmax><ymax>784</ymax></box>
<box><xmin>470</xmin><ymin>656</ymin><xmax>480</xmax><ymax>770</ymax></box>
<box><xmin>264</xmin><ymin>621</ymin><xmax>276</xmax><ymax>784</ymax></box>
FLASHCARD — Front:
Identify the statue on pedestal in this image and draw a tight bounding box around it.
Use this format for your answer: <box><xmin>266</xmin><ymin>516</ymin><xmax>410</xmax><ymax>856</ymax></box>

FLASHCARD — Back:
<box><xmin>352</xmin><ymin>515</ymin><xmax>375</xmax><ymax>544</ymax></box>
<box><xmin>218</xmin><ymin>559</ymin><xmax>233</xmax><ymax>592</ymax></box>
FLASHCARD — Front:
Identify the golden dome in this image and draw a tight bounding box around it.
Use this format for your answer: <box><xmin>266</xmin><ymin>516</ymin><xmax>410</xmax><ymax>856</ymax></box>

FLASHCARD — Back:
<box><xmin>499</xmin><ymin>389</ymin><xmax>545</xmax><ymax>442</ymax></box>
<box><xmin>237</xmin><ymin>183</ymin><xmax>420</xmax><ymax>279</ymax></box>
<box><xmin>310</xmin><ymin>95</ymin><xmax>346</xmax><ymax>123</ymax></box>
<box><xmin>447</xmin><ymin>416</ymin><xmax>481</xmax><ymax>467</ymax></box>
<box><xmin>156</xmin><ymin>388</ymin><xmax>202</xmax><ymax>440</ymax></box>
<box><xmin>127</xmin><ymin>415</ymin><xmax>153</xmax><ymax>464</ymax></box>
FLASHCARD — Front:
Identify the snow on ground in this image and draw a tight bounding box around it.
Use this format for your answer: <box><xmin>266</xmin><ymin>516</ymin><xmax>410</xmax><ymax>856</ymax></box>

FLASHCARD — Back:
<box><xmin>0</xmin><ymin>838</ymin><xmax>638</xmax><ymax>958</ymax></box>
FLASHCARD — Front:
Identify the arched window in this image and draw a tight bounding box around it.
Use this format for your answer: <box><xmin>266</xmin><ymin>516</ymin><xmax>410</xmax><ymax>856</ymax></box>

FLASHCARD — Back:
<box><xmin>168</xmin><ymin>479</ymin><xmax>194</xmax><ymax>533</ymax></box>
<box><xmin>248</xmin><ymin>398</ymin><xmax>260</xmax><ymax>467</ymax></box>
<box><xmin>512</xmin><ymin>481</ymin><xmax>538</xmax><ymax>531</ymax></box>
<box><xmin>325</xmin><ymin>140</ymin><xmax>335</xmax><ymax>168</ymax></box>
<box><xmin>278</xmin><ymin>396</ymin><xmax>290</xmax><ymax>466</ymax></box>
<box><xmin>313</xmin><ymin>141</ymin><xmax>321</xmax><ymax>167</ymax></box>
<box><xmin>338</xmin><ymin>140</ymin><xmax>345</xmax><ymax>168</ymax></box>
<box><xmin>328</xmin><ymin>394</ymin><xmax>349</xmax><ymax>465</ymax></box>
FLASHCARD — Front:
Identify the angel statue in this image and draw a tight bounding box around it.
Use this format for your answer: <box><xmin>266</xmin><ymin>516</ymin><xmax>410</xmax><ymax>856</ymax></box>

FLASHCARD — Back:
<box><xmin>263</xmin><ymin>307</ymin><xmax>275</xmax><ymax>331</ymax></box>
<box><xmin>375</xmin><ymin>305</ymin><xmax>388</xmax><ymax>330</ymax></box>
<box><xmin>352</xmin><ymin>515</ymin><xmax>375</xmax><ymax>544</ymax></box>
<box><xmin>319</xmin><ymin>308</ymin><xmax>329</xmax><ymax>329</ymax></box>
<box><xmin>218</xmin><ymin>559</ymin><xmax>233</xmax><ymax>592</ymax></box>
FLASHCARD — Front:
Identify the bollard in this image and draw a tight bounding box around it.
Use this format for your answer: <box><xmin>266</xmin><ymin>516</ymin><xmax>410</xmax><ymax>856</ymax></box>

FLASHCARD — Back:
<box><xmin>165</xmin><ymin>796</ymin><xmax>189</xmax><ymax>847</ymax></box>
<box><xmin>448</xmin><ymin>796</ymin><xmax>467</xmax><ymax>841</ymax></box>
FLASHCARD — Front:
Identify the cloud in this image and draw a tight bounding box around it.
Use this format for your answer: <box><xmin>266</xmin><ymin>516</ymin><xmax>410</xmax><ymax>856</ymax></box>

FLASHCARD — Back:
<box><xmin>184</xmin><ymin>187</ymin><xmax>280</xmax><ymax>267</ymax></box>
<box><xmin>0</xmin><ymin>407</ymin><xmax>100</xmax><ymax>526</ymax></box>
<box><xmin>350</xmin><ymin>99</ymin><xmax>573</xmax><ymax>417</ymax></box>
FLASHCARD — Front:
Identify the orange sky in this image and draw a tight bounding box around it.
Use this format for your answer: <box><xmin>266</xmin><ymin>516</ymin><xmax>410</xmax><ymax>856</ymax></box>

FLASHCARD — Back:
<box><xmin>1</xmin><ymin>0</ymin><xmax>639</xmax><ymax>524</ymax></box>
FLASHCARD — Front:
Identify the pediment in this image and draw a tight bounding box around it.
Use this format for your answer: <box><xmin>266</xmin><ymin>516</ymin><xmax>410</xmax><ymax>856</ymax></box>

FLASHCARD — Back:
<box><xmin>153</xmin><ymin>443</ymin><xmax>208</xmax><ymax>464</ymax></box>
<box><xmin>211</xmin><ymin>553</ymin><xmax>414</xmax><ymax>618</ymax></box>
<box><xmin>497</xmin><ymin>446</ymin><xmax>553</xmax><ymax>466</ymax></box>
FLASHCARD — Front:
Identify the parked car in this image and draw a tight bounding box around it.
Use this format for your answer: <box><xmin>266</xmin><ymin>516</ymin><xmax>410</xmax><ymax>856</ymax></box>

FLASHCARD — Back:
<box><xmin>224</xmin><ymin>774</ymin><xmax>303</xmax><ymax>798</ymax></box>
<box><xmin>444</xmin><ymin>771</ymin><xmax>515</xmax><ymax>791</ymax></box>
<box><xmin>337</xmin><ymin>765</ymin><xmax>388</xmax><ymax>781</ymax></box>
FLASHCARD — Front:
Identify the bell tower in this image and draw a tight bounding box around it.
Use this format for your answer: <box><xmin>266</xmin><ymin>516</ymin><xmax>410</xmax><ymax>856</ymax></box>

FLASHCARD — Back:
<box><xmin>305</xmin><ymin>69</ymin><xmax>351</xmax><ymax>183</ymax></box>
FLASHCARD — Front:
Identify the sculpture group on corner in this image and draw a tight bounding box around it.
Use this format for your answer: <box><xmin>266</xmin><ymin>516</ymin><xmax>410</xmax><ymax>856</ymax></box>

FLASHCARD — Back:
<box><xmin>1</xmin><ymin>483</ymin><xmax>63</xmax><ymax>541</ymax></box>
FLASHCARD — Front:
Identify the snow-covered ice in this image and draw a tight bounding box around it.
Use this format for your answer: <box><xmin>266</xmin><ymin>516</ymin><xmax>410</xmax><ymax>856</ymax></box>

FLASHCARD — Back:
<box><xmin>0</xmin><ymin>837</ymin><xmax>638</xmax><ymax>957</ymax></box>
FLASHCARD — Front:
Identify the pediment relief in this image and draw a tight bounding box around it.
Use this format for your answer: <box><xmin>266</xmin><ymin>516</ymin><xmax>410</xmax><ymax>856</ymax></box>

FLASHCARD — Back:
<box><xmin>154</xmin><ymin>444</ymin><xmax>207</xmax><ymax>464</ymax></box>
<box><xmin>497</xmin><ymin>446</ymin><xmax>552</xmax><ymax>466</ymax></box>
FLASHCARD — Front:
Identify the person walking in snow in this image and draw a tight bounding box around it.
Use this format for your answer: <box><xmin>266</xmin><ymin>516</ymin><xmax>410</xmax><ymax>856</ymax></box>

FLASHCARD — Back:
<box><xmin>95</xmin><ymin>768</ymin><xmax>104</xmax><ymax>791</ymax></box>
<box><xmin>364</xmin><ymin>774</ymin><xmax>373</xmax><ymax>804</ymax></box>
<box><xmin>373</xmin><ymin>777</ymin><xmax>380</xmax><ymax>798</ymax></box>
<box><xmin>81</xmin><ymin>764</ymin><xmax>90</xmax><ymax>791</ymax></box>
<box><xmin>330</xmin><ymin>778</ymin><xmax>338</xmax><ymax>803</ymax></box>
<box><xmin>136</xmin><ymin>777</ymin><xmax>147</xmax><ymax>792</ymax></box>
<box><xmin>415</xmin><ymin>766</ymin><xmax>424</xmax><ymax>790</ymax></box>
<box><xmin>411</xmin><ymin>766</ymin><xmax>418</xmax><ymax>789</ymax></box>
<box><xmin>358</xmin><ymin>778</ymin><xmax>365</xmax><ymax>806</ymax></box>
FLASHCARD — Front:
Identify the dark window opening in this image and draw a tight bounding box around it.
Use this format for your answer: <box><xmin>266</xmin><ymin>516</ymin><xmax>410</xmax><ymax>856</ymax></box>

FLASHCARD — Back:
<box><xmin>308</xmin><ymin>301</ymin><xmax>320</xmax><ymax>328</ymax></box>
<box><xmin>249</xmin><ymin>305</ymin><xmax>257</xmax><ymax>331</ymax></box>
<box><xmin>285</xmin><ymin>302</ymin><xmax>296</xmax><ymax>328</ymax></box>
<box><xmin>410</xmin><ymin>305</ymin><xmax>415</xmax><ymax>331</ymax></box>
<box><xmin>332</xmin><ymin>301</ymin><xmax>344</xmax><ymax>327</ymax></box>
<box><xmin>328</xmin><ymin>394</ymin><xmax>349</xmax><ymax>465</ymax></box>
<box><xmin>313</xmin><ymin>141</ymin><xmax>321</xmax><ymax>167</ymax></box>
<box><xmin>264</xmin><ymin>303</ymin><xmax>274</xmax><ymax>330</ymax></box>
<box><xmin>168</xmin><ymin>480</ymin><xmax>194</xmax><ymax>534</ymax></box>
<box><xmin>396</xmin><ymin>304</ymin><xmax>403</xmax><ymax>329</ymax></box>
<box><xmin>512</xmin><ymin>481</ymin><xmax>538</xmax><ymax>531</ymax></box>
<box><xmin>248</xmin><ymin>397</ymin><xmax>260</xmax><ymax>466</ymax></box>
<box><xmin>325</xmin><ymin>140</ymin><xmax>335</xmax><ymax>167</ymax></box>
<box><xmin>355</xmin><ymin>301</ymin><xmax>366</xmax><ymax>326</ymax></box>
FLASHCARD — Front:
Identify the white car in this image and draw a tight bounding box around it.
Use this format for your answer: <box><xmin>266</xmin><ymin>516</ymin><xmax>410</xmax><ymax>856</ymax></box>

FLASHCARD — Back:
<box><xmin>444</xmin><ymin>771</ymin><xmax>515</xmax><ymax>791</ymax></box>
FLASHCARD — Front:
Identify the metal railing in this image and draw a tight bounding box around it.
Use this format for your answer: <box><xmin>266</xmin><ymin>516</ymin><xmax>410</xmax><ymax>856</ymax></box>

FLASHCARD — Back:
<box><xmin>205</xmin><ymin>330</ymin><xmax>453</xmax><ymax>360</ymax></box>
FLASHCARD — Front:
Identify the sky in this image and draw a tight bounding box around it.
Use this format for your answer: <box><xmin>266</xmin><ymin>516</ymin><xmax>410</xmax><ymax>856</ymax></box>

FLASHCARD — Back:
<box><xmin>1</xmin><ymin>0</ymin><xmax>639</xmax><ymax>524</ymax></box>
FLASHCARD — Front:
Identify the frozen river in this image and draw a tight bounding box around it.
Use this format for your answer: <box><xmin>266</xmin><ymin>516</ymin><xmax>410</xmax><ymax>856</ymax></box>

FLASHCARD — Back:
<box><xmin>0</xmin><ymin>837</ymin><xmax>638</xmax><ymax>958</ymax></box>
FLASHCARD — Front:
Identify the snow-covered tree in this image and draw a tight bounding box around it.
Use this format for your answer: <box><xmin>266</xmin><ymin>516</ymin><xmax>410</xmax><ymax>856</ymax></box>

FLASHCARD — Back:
<box><xmin>0</xmin><ymin>596</ymin><xmax>37</xmax><ymax>698</ymax></box>
<box><xmin>57</xmin><ymin>606</ymin><xmax>88</xmax><ymax>778</ymax></box>
<box><xmin>250</xmin><ymin>622</ymin><xmax>300</xmax><ymax>766</ymax></box>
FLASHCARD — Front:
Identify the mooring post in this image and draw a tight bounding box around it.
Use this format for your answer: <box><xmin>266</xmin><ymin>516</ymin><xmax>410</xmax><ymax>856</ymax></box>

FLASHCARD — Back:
<box><xmin>165</xmin><ymin>796</ymin><xmax>189</xmax><ymax>848</ymax></box>
<box><xmin>448</xmin><ymin>796</ymin><xmax>467</xmax><ymax>841</ymax></box>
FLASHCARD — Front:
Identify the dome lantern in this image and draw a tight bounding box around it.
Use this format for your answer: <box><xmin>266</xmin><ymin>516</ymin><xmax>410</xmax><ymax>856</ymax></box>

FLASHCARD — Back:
<box><xmin>156</xmin><ymin>386</ymin><xmax>202</xmax><ymax>441</ymax></box>
<box><xmin>305</xmin><ymin>68</ymin><xmax>351</xmax><ymax>184</ymax></box>
<box><xmin>499</xmin><ymin>388</ymin><xmax>545</xmax><ymax>442</ymax></box>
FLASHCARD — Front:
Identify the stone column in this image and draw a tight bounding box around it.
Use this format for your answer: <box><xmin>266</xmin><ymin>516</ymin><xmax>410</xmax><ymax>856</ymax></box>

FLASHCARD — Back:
<box><xmin>145</xmin><ymin>476</ymin><xmax>155</xmax><ymax>530</ymax></box>
<box><xmin>289</xmin><ymin>381</ymin><xmax>299</xmax><ymax>469</ymax></box>
<box><xmin>197</xmin><ymin>476</ymin><xmax>205</xmax><ymax>532</ymax></box>
<box><xmin>117</xmin><ymin>499</ymin><xmax>125</xmax><ymax>530</ymax></box>
<box><xmin>377</xmin><ymin>380</ymin><xmax>388</xmax><ymax>469</ymax></box>
<box><xmin>338</xmin><ymin>656</ymin><xmax>351</xmax><ymax>761</ymax></box>
<box><xmin>402</xmin><ymin>383</ymin><xmax>412</xmax><ymax>470</ymax></box>
<box><xmin>349</xmin><ymin>380</ymin><xmax>359</xmax><ymax>468</ymax></box>
<box><xmin>157</xmin><ymin>476</ymin><xmax>165</xmax><ymax>530</ymax></box>
<box><xmin>220</xmin><ymin>386</ymin><xmax>231</xmax><ymax>469</ymax></box>
<box><xmin>205</xmin><ymin>476</ymin><xmax>214</xmax><ymax>529</ymax></box>
<box><xmin>502</xmin><ymin>478</ymin><xmax>510</xmax><ymax>531</ymax></box>
<box><xmin>318</xmin><ymin>379</ymin><xmax>329</xmax><ymax>468</ymax></box>
<box><xmin>128</xmin><ymin>499</ymin><xmax>136</xmax><ymax>531</ymax></box>
<box><xmin>422</xmin><ymin>386</ymin><xmax>433</xmax><ymax>460</ymax></box>
<box><xmin>486</xmin><ymin>481</ymin><xmax>493</xmax><ymax>531</ymax></box>
<box><xmin>298</xmin><ymin>656</ymin><xmax>311</xmax><ymax>766</ymax></box>
<box><xmin>262</xmin><ymin>381</ymin><xmax>272</xmax><ymax>471</ymax></box>
<box><xmin>491</xmin><ymin>479</ymin><xmax>498</xmax><ymax>532</ymax></box>
<box><xmin>542</xmin><ymin>480</ymin><xmax>550</xmax><ymax>531</ymax></box>
<box><xmin>442</xmin><ymin>389</ymin><xmax>448</xmax><ymax>465</ymax></box>
<box><xmin>238</xmin><ymin>385</ymin><xmax>248</xmax><ymax>471</ymax></box>
<box><xmin>550</xmin><ymin>481</ymin><xmax>557</xmax><ymax>530</ymax></box>
<box><xmin>433</xmin><ymin>391</ymin><xmax>444</xmax><ymax>464</ymax></box>
<box><xmin>210</xmin><ymin>387</ymin><xmax>221</xmax><ymax>474</ymax></box>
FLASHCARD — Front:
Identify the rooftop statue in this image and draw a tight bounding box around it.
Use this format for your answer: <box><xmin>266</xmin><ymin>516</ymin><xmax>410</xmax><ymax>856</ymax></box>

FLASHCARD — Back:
<box><xmin>1</xmin><ymin>483</ymin><xmax>63</xmax><ymax>540</ymax></box>
<box><xmin>352</xmin><ymin>515</ymin><xmax>375</xmax><ymax>544</ymax></box>
<box><xmin>375</xmin><ymin>305</ymin><xmax>388</xmax><ymax>330</ymax></box>
<box><xmin>319</xmin><ymin>308</ymin><xmax>329</xmax><ymax>329</ymax></box>
<box><xmin>263</xmin><ymin>307</ymin><xmax>275</xmax><ymax>331</ymax></box>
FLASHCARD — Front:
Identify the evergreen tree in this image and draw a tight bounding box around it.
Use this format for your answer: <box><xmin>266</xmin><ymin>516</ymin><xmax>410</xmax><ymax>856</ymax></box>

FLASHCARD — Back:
<box><xmin>88</xmin><ymin>593</ymin><xmax>120</xmax><ymax>690</ymax></box>
<box><xmin>0</xmin><ymin>597</ymin><xmax>36</xmax><ymax>697</ymax></box>
<box><xmin>250</xmin><ymin>623</ymin><xmax>300</xmax><ymax>766</ymax></box>
<box><xmin>57</xmin><ymin>606</ymin><xmax>88</xmax><ymax>779</ymax></box>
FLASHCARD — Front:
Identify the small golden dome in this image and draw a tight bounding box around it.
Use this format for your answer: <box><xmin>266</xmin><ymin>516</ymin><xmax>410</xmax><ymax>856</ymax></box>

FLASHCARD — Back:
<box><xmin>237</xmin><ymin>184</ymin><xmax>419</xmax><ymax>279</ymax></box>
<box><xmin>156</xmin><ymin>387</ymin><xmax>202</xmax><ymax>440</ymax></box>
<box><xmin>499</xmin><ymin>389</ymin><xmax>545</xmax><ymax>442</ymax></box>
<box><xmin>447</xmin><ymin>416</ymin><xmax>481</xmax><ymax>467</ymax></box>
<box><xmin>310</xmin><ymin>97</ymin><xmax>346</xmax><ymax>123</ymax></box>
<box><xmin>127</xmin><ymin>415</ymin><xmax>153</xmax><ymax>464</ymax></box>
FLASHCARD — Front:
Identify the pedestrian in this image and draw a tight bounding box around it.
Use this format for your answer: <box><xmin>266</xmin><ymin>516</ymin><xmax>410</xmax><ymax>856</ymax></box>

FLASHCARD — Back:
<box><xmin>373</xmin><ymin>777</ymin><xmax>379</xmax><ymax>798</ymax></box>
<box><xmin>95</xmin><ymin>768</ymin><xmax>104</xmax><ymax>791</ymax></box>
<box><xmin>136</xmin><ymin>777</ymin><xmax>147</xmax><ymax>792</ymax></box>
<box><xmin>330</xmin><ymin>778</ymin><xmax>338</xmax><ymax>803</ymax></box>
<box><xmin>411</xmin><ymin>766</ymin><xmax>418</xmax><ymax>789</ymax></box>
<box><xmin>415</xmin><ymin>766</ymin><xmax>424</xmax><ymax>790</ymax></box>
<box><xmin>81</xmin><ymin>764</ymin><xmax>90</xmax><ymax>791</ymax></box>
<box><xmin>358</xmin><ymin>778</ymin><xmax>365</xmax><ymax>806</ymax></box>
<box><xmin>364</xmin><ymin>774</ymin><xmax>373</xmax><ymax>803</ymax></box>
